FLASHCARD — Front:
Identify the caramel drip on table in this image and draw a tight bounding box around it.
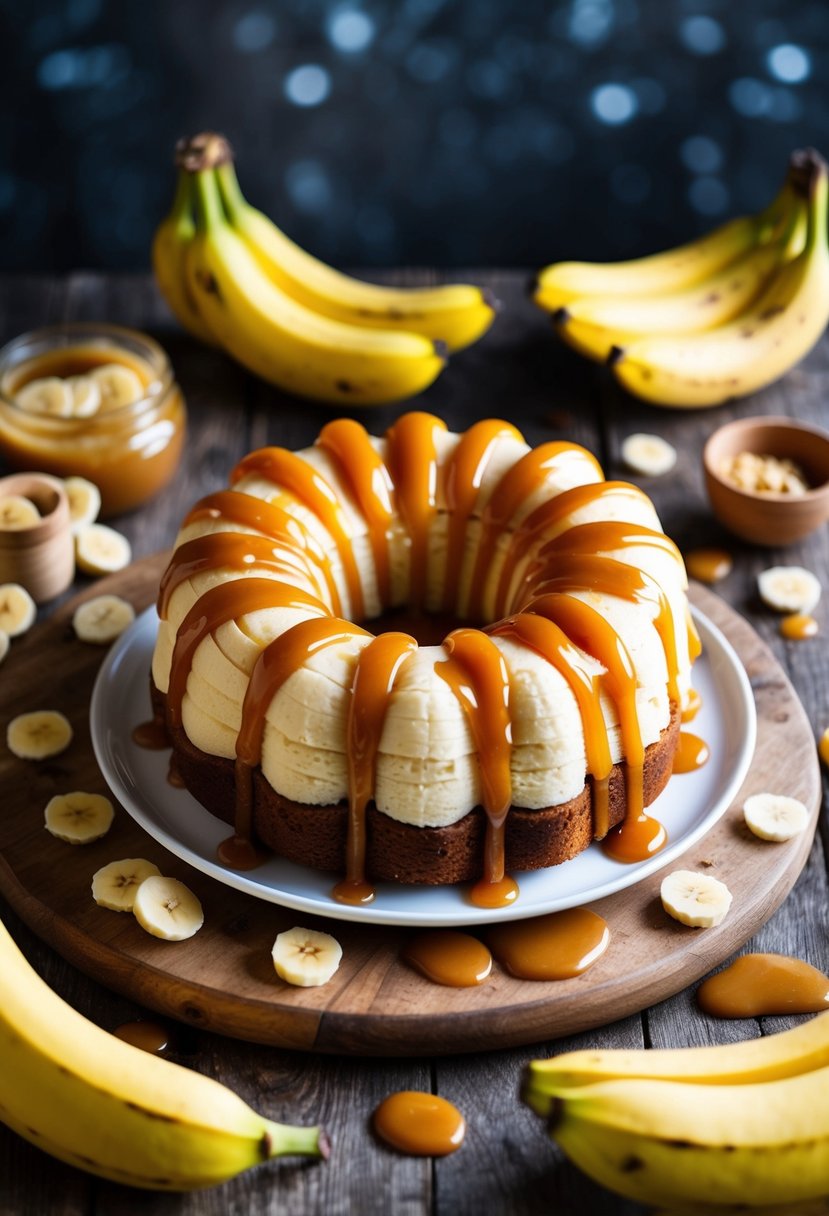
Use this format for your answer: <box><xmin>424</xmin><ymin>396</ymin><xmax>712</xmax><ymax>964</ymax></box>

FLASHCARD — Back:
<box><xmin>112</xmin><ymin>1020</ymin><xmax>170</xmax><ymax>1054</ymax></box>
<box><xmin>487</xmin><ymin>908</ymin><xmax>610</xmax><ymax>980</ymax></box>
<box><xmin>682</xmin><ymin>687</ymin><xmax>702</xmax><ymax>723</ymax></box>
<box><xmin>157</xmin><ymin>533</ymin><xmax>317</xmax><ymax>619</ymax></box>
<box><xmin>673</xmin><ymin>731</ymin><xmax>710</xmax><ymax>773</ymax></box>
<box><xmin>489</xmin><ymin>613</ymin><xmax>614</xmax><ymax>839</ymax></box>
<box><xmin>316</xmin><ymin>418</ymin><xmax>396</xmax><ymax>609</ymax></box>
<box><xmin>166</xmin><ymin>578</ymin><xmax>331</xmax><ymax>730</ymax></box>
<box><xmin>493</xmin><ymin>481</ymin><xmax>651</xmax><ymax>618</ymax></box>
<box><xmin>235</xmin><ymin>617</ymin><xmax>371</xmax><ymax>853</ymax></box>
<box><xmin>684</xmin><ymin>547</ymin><xmax>733</xmax><ymax>585</ymax></box>
<box><xmin>373</xmin><ymin>1092</ymin><xmax>465</xmax><ymax>1156</ymax></box>
<box><xmin>435</xmin><ymin>628</ymin><xmax>517</xmax><ymax>907</ymax></box>
<box><xmin>333</xmin><ymin>631</ymin><xmax>417</xmax><ymax>906</ymax></box>
<box><xmin>231</xmin><ymin>447</ymin><xmax>364</xmax><ymax>619</ymax></box>
<box><xmin>697</xmin><ymin>954</ymin><xmax>829</xmax><ymax>1018</ymax></box>
<box><xmin>780</xmin><ymin>613</ymin><xmax>819</xmax><ymax>640</ymax></box>
<box><xmin>183</xmin><ymin>489</ymin><xmax>342</xmax><ymax>615</ymax></box>
<box><xmin>384</xmin><ymin>412</ymin><xmax>447</xmax><ymax>610</ymax></box>
<box><xmin>402</xmin><ymin>930</ymin><xmax>493</xmax><ymax>987</ymax></box>
<box><xmin>442</xmin><ymin>418</ymin><xmax>523</xmax><ymax>613</ymax></box>
<box><xmin>468</xmin><ymin>441</ymin><xmax>605</xmax><ymax>615</ymax></box>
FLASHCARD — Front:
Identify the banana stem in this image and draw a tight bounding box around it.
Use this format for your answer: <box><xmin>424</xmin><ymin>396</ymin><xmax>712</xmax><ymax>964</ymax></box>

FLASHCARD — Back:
<box><xmin>192</xmin><ymin>170</ymin><xmax>226</xmax><ymax>232</ymax></box>
<box><xmin>263</xmin><ymin>1120</ymin><xmax>331</xmax><ymax>1161</ymax></box>
<box><xmin>215</xmin><ymin>161</ymin><xmax>248</xmax><ymax>222</ymax></box>
<box><xmin>803</xmin><ymin>160</ymin><xmax>828</xmax><ymax>255</ymax></box>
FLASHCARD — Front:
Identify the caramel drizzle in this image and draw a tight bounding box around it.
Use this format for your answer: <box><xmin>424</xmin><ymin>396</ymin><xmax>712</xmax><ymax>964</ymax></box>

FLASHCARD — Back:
<box><xmin>385</xmin><ymin>412</ymin><xmax>447</xmax><ymax>610</ymax></box>
<box><xmin>468</xmin><ymin>442</ymin><xmax>605</xmax><ymax>613</ymax></box>
<box><xmin>435</xmin><ymin>629</ymin><xmax>515</xmax><ymax>901</ymax></box>
<box><xmin>183</xmin><ymin>489</ymin><xmax>343</xmax><ymax>615</ymax></box>
<box><xmin>334</xmin><ymin>631</ymin><xmax>417</xmax><ymax>904</ymax></box>
<box><xmin>232</xmin><ymin>447</ymin><xmax>364</xmax><ymax>619</ymax></box>
<box><xmin>235</xmin><ymin>617</ymin><xmax>371</xmax><ymax>848</ymax></box>
<box><xmin>489</xmin><ymin>612</ymin><xmax>614</xmax><ymax>838</ymax></box>
<box><xmin>493</xmin><ymin>481</ymin><xmax>650</xmax><ymax>618</ymax></box>
<box><xmin>316</xmin><ymin>418</ymin><xmax>396</xmax><ymax>609</ymax></box>
<box><xmin>442</xmin><ymin>418</ymin><xmax>523</xmax><ymax>614</ymax></box>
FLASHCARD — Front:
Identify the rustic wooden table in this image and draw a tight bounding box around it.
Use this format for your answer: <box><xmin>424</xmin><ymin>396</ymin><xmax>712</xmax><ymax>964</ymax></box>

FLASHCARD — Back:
<box><xmin>1</xmin><ymin>271</ymin><xmax>828</xmax><ymax>1216</ymax></box>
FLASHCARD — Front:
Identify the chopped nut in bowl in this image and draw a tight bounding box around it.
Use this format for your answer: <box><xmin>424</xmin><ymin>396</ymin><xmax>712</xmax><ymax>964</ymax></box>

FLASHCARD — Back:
<box><xmin>703</xmin><ymin>417</ymin><xmax>829</xmax><ymax>546</ymax></box>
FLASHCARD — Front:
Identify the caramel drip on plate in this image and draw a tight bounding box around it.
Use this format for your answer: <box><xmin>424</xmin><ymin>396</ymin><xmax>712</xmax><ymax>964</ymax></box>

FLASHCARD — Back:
<box><xmin>157</xmin><ymin>533</ymin><xmax>316</xmax><ymax>619</ymax></box>
<box><xmin>435</xmin><ymin>628</ymin><xmax>517</xmax><ymax>907</ymax></box>
<box><xmin>697</xmin><ymin>954</ymin><xmax>829</xmax><ymax>1018</ymax></box>
<box><xmin>374</xmin><ymin>1092</ymin><xmax>465</xmax><ymax>1156</ymax></box>
<box><xmin>442</xmin><ymin>418</ymin><xmax>523</xmax><ymax>613</ymax></box>
<box><xmin>402</xmin><ymin>930</ymin><xmax>493</xmax><ymax>987</ymax></box>
<box><xmin>468</xmin><ymin>441</ymin><xmax>604</xmax><ymax>616</ymax></box>
<box><xmin>166</xmin><ymin>578</ymin><xmax>331</xmax><ymax>730</ymax></box>
<box><xmin>681</xmin><ymin>687</ymin><xmax>702</xmax><ymax>723</ymax></box>
<box><xmin>183</xmin><ymin>488</ymin><xmax>342</xmax><ymax>615</ymax></box>
<box><xmin>524</xmin><ymin>592</ymin><xmax>666</xmax><ymax>863</ymax></box>
<box><xmin>385</xmin><ymin>412</ymin><xmax>447</xmax><ymax>610</ymax></box>
<box><xmin>235</xmin><ymin>617</ymin><xmax>371</xmax><ymax>853</ymax></box>
<box><xmin>493</xmin><ymin>481</ymin><xmax>650</xmax><ymax>618</ymax></box>
<box><xmin>489</xmin><ymin>612</ymin><xmax>614</xmax><ymax>839</ymax></box>
<box><xmin>487</xmin><ymin>907</ymin><xmax>610</xmax><ymax>980</ymax></box>
<box><xmin>231</xmin><ymin>447</ymin><xmax>364</xmax><ymax>619</ymax></box>
<box><xmin>673</xmin><ymin>731</ymin><xmax>710</xmax><ymax>773</ymax></box>
<box><xmin>317</xmin><ymin>418</ymin><xmax>396</xmax><ymax>609</ymax></box>
<box><xmin>333</xmin><ymin>631</ymin><xmax>417</xmax><ymax>906</ymax></box>
<box><xmin>132</xmin><ymin>713</ymin><xmax>169</xmax><ymax>750</ymax></box>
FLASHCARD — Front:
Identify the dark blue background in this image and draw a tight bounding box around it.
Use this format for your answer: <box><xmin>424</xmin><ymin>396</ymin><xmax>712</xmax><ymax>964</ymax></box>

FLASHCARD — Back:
<box><xmin>2</xmin><ymin>0</ymin><xmax>826</xmax><ymax>271</ymax></box>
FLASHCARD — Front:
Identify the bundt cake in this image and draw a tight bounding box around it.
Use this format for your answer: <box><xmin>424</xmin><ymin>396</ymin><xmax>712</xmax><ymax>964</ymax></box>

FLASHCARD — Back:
<box><xmin>149</xmin><ymin>412</ymin><xmax>699</xmax><ymax>907</ymax></box>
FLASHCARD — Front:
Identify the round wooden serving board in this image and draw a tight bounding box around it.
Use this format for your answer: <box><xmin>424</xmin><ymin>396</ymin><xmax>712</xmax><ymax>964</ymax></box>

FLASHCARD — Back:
<box><xmin>0</xmin><ymin>555</ymin><xmax>820</xmax><ymax>1056</ymax></box>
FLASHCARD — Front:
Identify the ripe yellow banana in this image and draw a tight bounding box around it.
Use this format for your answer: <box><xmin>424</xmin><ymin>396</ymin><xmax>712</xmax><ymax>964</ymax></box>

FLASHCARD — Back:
<box><xmin>186</xmin><ymin>170</ymin><xmax>446</xmax><ymax>406</ymax></box>
<box><xmin>213</xmin><ymin>152</ymin><xmax>497</xmax><ymax>353</ymax></box>
<box><xmin>524</xmin><ymin>1066</ymin><xmax>829</xmax><ymax>1208</ymax></box>
<box><xmin>611</xmin><ymin>148</ymin><xmax>829</xmax><ymax>407</ymax></box>
<box><xmin>525</xmin><ymin>1009</ymin><xmax>829</xmax><ymax>1091</ymax></box>
<box><xmin>0</xmin><ymin>914</ymin><xmax>327</xmax><ymax>1189</ymax></box>
<box><xmin>151</xmin><ymin>170</ymin><xmax>216</xmax><ymax>345</ymax></box>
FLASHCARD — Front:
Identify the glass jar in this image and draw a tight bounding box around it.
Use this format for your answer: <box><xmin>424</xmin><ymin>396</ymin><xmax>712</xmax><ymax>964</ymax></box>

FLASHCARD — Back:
<box><xmin>0</xmin><ymin>323</ymin><xmax>187</xmax><ymax>517</ymax></box>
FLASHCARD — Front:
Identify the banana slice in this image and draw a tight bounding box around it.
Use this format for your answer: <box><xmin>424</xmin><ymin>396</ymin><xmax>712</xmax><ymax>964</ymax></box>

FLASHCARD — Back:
<box><xmin>272</xmin><ymin>926</ymin><xmax>343</xmax><ymax>987</ymax></box>
<box><xmin>90</xmin><ymin>364</ymin><xmax>144</xmax><ymax>412</ymax></box>
<box><xmin>64</xmin><ymin>475</ymin><xmax>102</xmax><ymax>533</ymax></box>
<box><xmin>75</xmin><ymin>524</ymin><xmax>132</xmax><ymax>576</ymax></box>
<box><xmin>133</xmin><ymin>875</ymin><xmax>204</xmax><ymax>941</ymax></box>
<box><xmin>743</xmin><ymin>792</ymin><xmax>809</xmax><ymax>842</ymax></box>
<box><xmin>92</xmin><ymin>858</ymin><xmax>161</xmax><ymax>911</ymax></box>
<box><xmin>0</xmin><ymin>631</ymin><xmax>8</xmax><ymax>665</ymax></box>
<box><xmin>621</xmin><ymin>433</ymin><xmax>677</xmax><ymax>477</ymax></box>
<box><xmin>65</xmin><ymin>375</ymin><xmax>101</xmax><ymax>418</ymax></box>
<box><xmin>16</xmin><ymin>376</ymin><xmax>72</xmax><ymax>417</ymax></box>
<box><xmin>44</xmin><ymin>791</ymin><xmax>114</xmax><ymax>844</ymax></box>
<box><xmin>0</xmin><ymin>583</ymin><xmax>36</xmax><ymax>637</ymax></box>
<box><xmin>0</xmin><ymin>495</ymin><xmax>41</xmax><ymax>530</ymax></box>
<box><xmin>758</xmin><ymin>566</ymin><xmax>821</xmax><ymax>614</ymax></box>
<box><xmin>73</xmin><ymin>594</ymin><xmax>135</xmax><ymax>644</ymax></box>
<box><xmin>7</xmin><ymin>709</ymin><xmax>72</xmax><ymax>759</ymax></box>
<box><xmin>660</xmin><ymin>869</ymin><xmax>733</xmax><ymax>928</ymax></box>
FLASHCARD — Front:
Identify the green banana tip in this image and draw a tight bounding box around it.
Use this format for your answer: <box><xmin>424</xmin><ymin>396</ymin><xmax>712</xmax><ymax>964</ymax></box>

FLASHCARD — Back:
<box><xmin>175</xmin><ymin>132</ymin><xmax>234</xmax><ymax>175</ymax></box>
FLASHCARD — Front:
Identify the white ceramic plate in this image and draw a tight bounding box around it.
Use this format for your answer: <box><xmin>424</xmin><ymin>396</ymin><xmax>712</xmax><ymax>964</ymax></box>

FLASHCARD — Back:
<box><xmin>90</xmin><ymin>606</ymin><xmax>756</xmax><ymax>927</ymax></box>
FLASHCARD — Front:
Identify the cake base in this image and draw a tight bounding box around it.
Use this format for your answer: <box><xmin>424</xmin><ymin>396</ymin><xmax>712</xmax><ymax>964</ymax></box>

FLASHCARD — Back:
<box><xmin>155</xmin><ymin>685</ymin><xmax>680</xmax><ymax>885</ymax></box>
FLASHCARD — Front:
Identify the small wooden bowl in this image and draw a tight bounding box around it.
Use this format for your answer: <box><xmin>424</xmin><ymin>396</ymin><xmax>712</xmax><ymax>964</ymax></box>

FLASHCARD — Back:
<box><xmin>0</xmin><ymin>472</ymin><xmax>74</xmax><ymax>601</ymax></box>
<box><xmin>703</xmin><ymin>417</ymin><xmax>829</xmax><ymax>547</ymax></box>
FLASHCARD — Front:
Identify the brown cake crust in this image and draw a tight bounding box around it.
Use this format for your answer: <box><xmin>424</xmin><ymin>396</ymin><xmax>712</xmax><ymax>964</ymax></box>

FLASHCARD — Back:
<box><xmin>154</xmin><ymin>684</ymin><xmax>681</xmax><ymax>885</ymax></box>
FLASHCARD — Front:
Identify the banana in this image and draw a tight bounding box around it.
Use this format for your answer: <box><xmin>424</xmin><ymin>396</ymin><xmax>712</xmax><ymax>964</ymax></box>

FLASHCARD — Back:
<box><xmin>185</xmin><ymin>169</ymin><xmax>447</xmax><ymax>407</ymax></box>
<box><xmin>0</xmin><ymin>494</ymin><xmax>40</xmax><ymax>530</ymax></box>
<box><xmin>620</xmin><ymin>433</ymin><xmax>677</xmax><ymax>477</ymax></box>
<box><xmin>73</xmin><ymin>594</ymin><xmax>135</xmax><ymax>644</ymax></box>
<box><xmin>0</xmin><ymin>583</ymin><xmax>36</xmax><ymax>636</ymax></box>
<box><xmin>0</xmin><ymin>912</ymin><xmax>328</xmax><ymax>1188</ymax></box>
<box><xmin>65</xmin><ymin>375</ymin><xmax>101</xmax><ymax>418</ymax></box>
<box><xmin>523</xmin><ymin>1066</ymin><xmax>829</xmax><ymax>1208</ymax></box>
<box><xmin>75</xmin><ymin>523</ymin><xmax>132</xmax><ymax>575</ymax></box>
<box><xmin>92</xmin><ymin>858</ymin><xmax>161</xmax><ymax>910</ymax></box>
<box><xmin>64</xmin><ymin>475</ymin><xmax>102</xmax><ymax>533</ymax></box>
<box><xmin>7</xmin><ymin>709</ymin><xmax>72</xmax><ymax>759</ymax></box>
<box><xmin>133</xmin><ymin>875</ymin><xmax>204</xmax><ymax>941</ymax></box>
<box><xmin>743</xmin><ymin>792</ymin><xmax>810</xmax><ymax>841</ymax></box>
<box><xmin>90</xmin><ymin>363</ymin><xmax>144</xmax><ymax>411</ymax></box>
<box><xmin>758</xmin><ymin>565</ymin><xmax>821</xmax><ymax>613</ymax></box>
<box><xmin>152</xmin><ymin>165</ymin><xmax>217</xmax><ymax>345</ymax></box>
<box><xmin>611</xmin><ymin>149</ymin><xmax>829</xmax><ymax>407</ymax></box>
<box><xmin>15</xmin><ymin>376</ymin><xmax>73</xmax><ymax>417</ymax></box>
<box><xmin>272</xmin><ymin>927</ymin><xmax>342</xmax><ymax>987</ymax></box>
<box><xmin>0</xmin><ymin>631</ymin><xmax>8</xmax><ymax>665</ymax></box>
<box><xmin>44</xmin><ymin>791</ymin><xmax>114</xmax><ymax>844</ymax></box>
<box><xmin>660</xmin><ymin>869</ymin><xmax>732</xmax><ymax>928</ymax></box>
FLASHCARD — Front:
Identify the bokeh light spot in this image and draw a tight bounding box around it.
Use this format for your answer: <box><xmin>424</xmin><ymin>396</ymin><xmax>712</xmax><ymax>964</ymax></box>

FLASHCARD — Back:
<box><xmin>284</xmin><ymin>64</ymin><xmax>331</xmax><ymax>107</ymax></box>
<box><xmin>590</xmin><ymin>83</ymin><xmax>638</xmax><ymax>125</ymax></box>
<box><xmin>689</xmin><ymin>176</ymin><xmax>730</xmax><ymax>216</ymax></box>
<box><xmin>679</xmin><ymin>16</ymin><xmax>726</xmax><ymax>56</ymax></box>
<box><xmin>284</xmin><ymin>160</ymin><xmax>333</xmax><ymax>214</ymax></box>
<box><xmin>328</xmin><ymin>10</ymin><xmax>375</xmax><ymax>54</ymax></box>
<box><xmin>680</xmin><ymin>135</ymin><xmax>723</xmax><ymax>175</ymax></box>
<box><xmin>729</xmin><ymin>77</ymin><xmax>771</xmax><ymax>117</ymax></box>
<box><xmin>767</xmin><ymin>44</ymin><xmax>810</xmax><ymax>84</ymax></box>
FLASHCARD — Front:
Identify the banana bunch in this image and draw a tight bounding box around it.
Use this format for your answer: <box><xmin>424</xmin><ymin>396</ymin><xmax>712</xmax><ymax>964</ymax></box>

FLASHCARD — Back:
<box><xmin>152</xmin><ymin>132</ymin><xmax>497</xmax><ymax>406</ymax></box>
<box><xmin>534</xmin><ymin>148</ymin><xmax>829</xmax><ymax>407</ymax></box>
<box><xmin>0</xmin><ymin>912</ymin><xmax>328</xmax><ymax>1189</ymax></box>
<box><xmin>523</xmin><ymin>1010</ymin><xmax>829</xmax><ymax>1208</ymax></box>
